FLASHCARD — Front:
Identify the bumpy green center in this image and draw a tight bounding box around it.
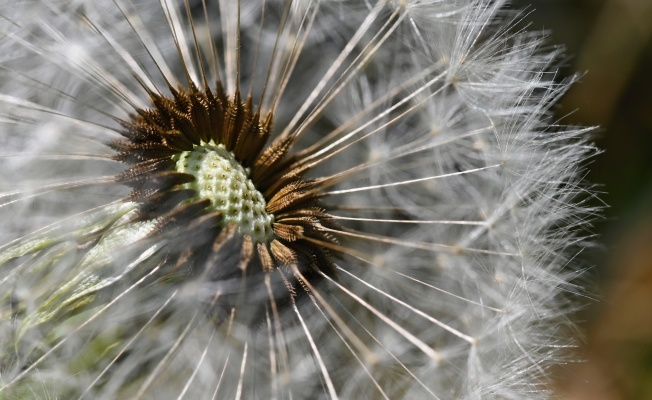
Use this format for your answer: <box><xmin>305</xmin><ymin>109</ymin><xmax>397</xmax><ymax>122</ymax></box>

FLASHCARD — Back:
<box><xmin>173</xmin><ymin>142</ymin><xmax>274</xmax><ymax>243</ymax></box>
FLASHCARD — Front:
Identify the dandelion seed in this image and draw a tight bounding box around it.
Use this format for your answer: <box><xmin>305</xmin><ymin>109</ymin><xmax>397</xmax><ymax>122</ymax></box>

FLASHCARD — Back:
<box><xmin>0</xmin><ymin>1</ymin><xmax>597</xmax><ymax>399</ymax></box>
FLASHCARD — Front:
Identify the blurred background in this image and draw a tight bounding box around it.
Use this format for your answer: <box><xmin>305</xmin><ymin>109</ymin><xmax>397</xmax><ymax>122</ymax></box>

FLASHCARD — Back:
<box><xmin>512</xmin><ymin>0</ymin><xmax>652</xmax><ymax>398</ymax></box>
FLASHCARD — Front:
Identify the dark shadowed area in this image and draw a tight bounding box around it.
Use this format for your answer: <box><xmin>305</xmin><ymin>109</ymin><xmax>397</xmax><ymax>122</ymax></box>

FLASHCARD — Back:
<box><xmin>513</xmin><ymin>0</ymin><xmax>652</xmax><ymax>398</ymax></box>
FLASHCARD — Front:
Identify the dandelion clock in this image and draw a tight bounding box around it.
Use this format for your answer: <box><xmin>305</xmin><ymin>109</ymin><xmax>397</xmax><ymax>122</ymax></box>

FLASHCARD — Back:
<box><xmin>0</xmin><ymin>1</ymin><xmax>597</xmax><ymax>399</ymax></box>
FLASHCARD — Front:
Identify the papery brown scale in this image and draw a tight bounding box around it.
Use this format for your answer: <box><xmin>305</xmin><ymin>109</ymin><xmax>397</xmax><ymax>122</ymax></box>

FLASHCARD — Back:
<box><xmin>222</xmin><ymin>92</ymin><xmax>246</xmax><ymax>149</ymax></box>
<box><xmin>251</xmin><ymin>135</ymin><xmax>295</xmax><ymax>184</ymax></box>
<box><xmin>243</xmin><ymin>113</ymin><xmax>274</xmax><ymax>167</ymax></box>
<box><xmin>269</xmin><ymin>170</ymin><xmax>306</xmax><ymax>194</ymax></box>
<box><xmin>232</xmin><ymin>112</ymin><xmax>260</xmax><ymax>163</ymax></box>
<box><xmin>213</xmin><ymin>81</ymin><xmax>229</xmax><ymax>106</ymax></box>
<box><xmin>257</xmin><ymin>243</ymin><xmax>274</xmax><ymax>272</ymax></box>
<box><xmin>118</xmin><ymin>120</ymin><xmax>159</xmax><ymax>142</ymax></box>
<box><xmin>118</xmin><ymin>171</ymin><xmax>195</xmax><ymax>192</ymax></box>
<box><xmin>272</xmin><ymin>223</ymin><xmax>304</xmax><ymax>242</ymax></box>
<box><xmin>204</xmin><ymin>87</ymin><xmax>225</xmax><ymax>144</ymax></box>
<box><xmin>285</xmin><ymin>241</ymin><xmax>329</xmax><ymax>274</ymax></box>
<box><xmin>128</xmin><ymin>188</ymin><xmax>158</xmax><ymax>202</ymax></box>
<box><xmin>275</xmin><ymin>216</ymin><xmax>320</xmax><ymax>228</ymax></box>
<box><xmin>274</xmin><ymin>207</ymin><xmax>329</xmax><ymax>220</ymax></box>
<box><xmin>116</xmin><ymin>159</ymin><xmax>176</xmax><ymax>182</ymax></box>
<box><xmin>172</xmin><ymin>87</ymin><xmax>192</xmax><ymax>113</ymax></box>
<box><xmin>189</xmin><ymin>93</ymin><xmax>212</xmax><ymax>143</ymax></box>
<box><xmin>170</xmin><ymin>107</ymin><xmax>201</xmax><ymax>145</ymax></box>
<box><xmin>108</xmin><ymin>139</ymin><xmax>135</xmax><ymax>158</ymax></box>
<box><xmin>239</xmin><ymin>236</ymin><xmax>254</xmax><ymax>271</ymax></box>
<box><xmin>126</xmin><ymin>147</ymin><xmax>178</xmax><ymax>163</ymax></box>
<box><xmin>202</xmin><ymin>224</ymin><xmax>242</xmax><ymax>282</ymax></box>
<box><xmin>159</xmin><ymin>130</ymin><xmax>195</xmax><ymax>151</ymax></box>
<box><xmin>142</xmin><ymin>96</ymin><xmax>176</xmax><ymax>126</ymax></box>
<box><xmin>211</xmin><ymin>224</ymin><xmax>239</xmax><ymax>254</ymax></box>
<box><xmin>265</xmin><ymin>181</ymin><xmax>305</xmax><ymax>212</ymax></box>
<box><xmin>287</xmin><ymin>241</ymin><xmax>335</xmax><ymax>276</ymax></box>
<box><xmin>270</xmin><ymin>239</ymin><xmax>298</xmax><ymax>266</ymax></box>
<box><xmin>266</xmin><ymin>182</ymin><xmax>322</xmax><ymax>214</ymax></box>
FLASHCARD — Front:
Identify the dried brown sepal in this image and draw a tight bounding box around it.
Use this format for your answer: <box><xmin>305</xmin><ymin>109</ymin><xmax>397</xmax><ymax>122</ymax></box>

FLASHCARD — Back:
<box><xmin>211</xmin><ymin>223</ymin><xmax>239</xmax><ymax>254</ymax></box>
<box><xmin>239</xmin><ymin>235</ymin><xmax>254</xmax><ymax>271</ymax></box>
<box><xmin>273</xmin><ymin>223</ymin><xmax>305</xmax><ymax>242</ymax></box>
<box><xmin>257</xmin><ymin>243</ymin><xmax>274</xmax><ymax>272</ymax></box>
<box><xmin>270</xmin><ymin>240</ymin><xmax>298</xmax><ymax>267</ymax></box>
<box><xmin>251</xmin><ymin>135</ymin><xmax>296</xmax><ymax>184</ymax></box>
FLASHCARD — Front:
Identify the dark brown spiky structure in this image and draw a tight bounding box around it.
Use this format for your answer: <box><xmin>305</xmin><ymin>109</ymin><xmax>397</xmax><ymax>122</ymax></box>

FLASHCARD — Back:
<box><xmin>111</xmin><ymin>82</ymin><xmax>339</xmax><ymax>324</ymax></box>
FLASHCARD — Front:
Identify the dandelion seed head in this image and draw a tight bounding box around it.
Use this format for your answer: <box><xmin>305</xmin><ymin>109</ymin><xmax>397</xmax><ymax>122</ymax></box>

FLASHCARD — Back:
<box><xmin>0</xmin><ymin>0</ymin><xmax>598</xmax><ymax>398</ymax></box>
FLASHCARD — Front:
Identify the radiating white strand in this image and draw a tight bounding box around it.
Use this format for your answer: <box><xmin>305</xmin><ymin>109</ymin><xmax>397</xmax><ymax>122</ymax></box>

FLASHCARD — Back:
<box><xmin>391</xmin><ymin>270</ymin><xmax>503</xmax><ymax>312</ymax></box>
<box><xmin>509</xmin><ymin>325</ymin><xmax>547</xmax><ymax>376</ymax></box>
<box><xmin>407</xmin><ymin>14</ymin><xmax>434</xmax><ymax>59</ymax></box>
<box><xmin>234</xmin><ymin>341</ymin><xmax>248</xmax><ymax>400</ymax></box>
<box><xmin>134</xmin><ymin>311</ymin><xmax>200</xmax><ymax>399</ymax></box>
<box><xmin>257</xmin><ymin>0</ymin><xmax>294</xmax><ymax>111</ymax></box>
<box><xmin>269</xmin><ymin>0</ymin><xmax>321</xmax><ymax>116</ymax></box>
<box><xmin>111</xmin><ymin>0</ymin><xmax>177</xmax><ymax>86</ymax></box>
<box><xmin>78</xmin><ymin>289</ymin><xmax>180</xmax><ymax>400</ymax></box>
<box><xmin>334</xmin><ymin>296</ymin><xmax>442</xmax><ymax>399</ymax></box>
<box><xmin>264</xmin><ymin>274</ymin><xmax>293</xmax><ymax>399</ymax></box>
<box><xmin>183</xmin><ymin>0</ymin><xmax>209</xmax><ymax>87</ymax></box>
<box><xmin>286</xmin><ymin>264</ymin><xmax>389</xmax><ymax>398</ymax></box>
<box><xmin>289</xmin><ymin>8</ymin><xmax>407</xmax><ymax>141</ymax></box>
<box><xmin>0</xmin><ymin>176</ymin><xmax>116</xmax><ymax>209</ymax></box>
<box><xmin>0</xmin><ymin>199</ymin><xmax>130</xmax><ymax>255</ymax></box>
<box><xmin>319</xmin><ymin>226</ymin><xmax>518</xmax><ymax>257</ymax></box>
<box><xmin>31</xmin><ymin>18</ymin><xmax>145</xmax><ymax>109</ymax></box>
<box><xmin>246</xmin><ymin>0</ymin><xmax>268</xmax><ymax>98</ymax></box>
<box><xmin>78</xmin><ymin>12</ymin><xmax>159</xmax><ymax>94</ymax></box>
<box><xmin>0</xmin><ymin>93</ymin><xmax>121</xmax><ymax>136</ymax></box>
<box><xmin>265</xmin><ymin>311</ymin><xmax>278</xmax><ymax>400</ymax></box>
<box><xmin>318</xmin><ymin>271</ymin><xmax>442</xmax><ymax>362</ymax></box>
<box><xmin>3</xmin><ymin>262</ymin><xmax>164</xmax><ymax>391</ymax></box>
<box><xmin>177</xmin><ymin>328</ymin><xmax>217</xmax><ymax>400</ymax></box>
<box><xmin>293</xmin><ymin>304</ymin><xmax>339</xmax><ymax>399</ymax></box>
<box><xmin>160</xmin><ymin>0</ymin><xmax>199</xmax><ymax>85</ymax></box>
<box><xmin>290</xmin><ymin>264</ymin><xmax>374</xmax><ymax>362</ymax></box>
<box><xmin>279</xmin><ymin>0</ymin><xmax>388</xmax><ymax>137</ymax></box>
<box><xmin>211</xmin><ymin>351</ymin><xmax>231</xmax><ymax>400</ymax></box>
<box><xmin>219</xmin><ymin>0</ymin><xmax>238</xmax><ymax>93</ymax></box>
<box><xmin>297</xmin><ymin>62</ymin><xmax>445</xmax><ymax>157</ymax></box>
<box><xmin>306</xmin><ymin>289</ymin><xmax>390</xmax><ymax>400</ymax></box>
<box><xmin>301</xmin><ymin>72</ymin><xmax>448</xmax><ymax>165</ymax></box>
<box><xmin>200</xmin><ymin>0</ymin><xmax>223</xmax><ymax>83</ymax></box>
<box><xmin>326</xmin><ymin>164</ymin><xmax>500</xmax><ymax>195</ymax></box>
<box><xmin>330</xmin><ymin>215</ymin><xmax>487</xmax><ymax>226</ymax></box>
<box><xmin>389</xmin><ymin>125</ymin><xmax>495</xmax><ymax>161</ymax></box>
<box><xmin>0</xmin><ymin>153</ymin><xmax>115</xmax><ymax>161</ymax></box>
<box><xmin>211</xmin><ymin>309</ymin><xmax>237</xmax><ymax>400</ymax></box>
<box><xmin>336</xmin><ymin>265</ymin><xmax>476</xmax><ymax>344</ymax></box>
<box><xmin>0</xmin><ymin>63</ymin><xmax>130</xmax><ymax>125</ymax></box>
<box><xmin>304</xmin><ymin>126</ymin><xmax>495</xmax><ymax>194</ymax></box>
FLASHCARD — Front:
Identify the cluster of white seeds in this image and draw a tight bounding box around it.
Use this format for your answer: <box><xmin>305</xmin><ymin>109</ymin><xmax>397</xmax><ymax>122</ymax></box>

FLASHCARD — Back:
<box><xmin>173</xmin><ymin>142</ymin><xmax>274</xmax><ymax>243</ymax></box>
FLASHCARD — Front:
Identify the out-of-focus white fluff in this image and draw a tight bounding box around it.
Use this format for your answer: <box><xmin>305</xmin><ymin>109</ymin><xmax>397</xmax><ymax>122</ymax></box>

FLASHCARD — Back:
<box><xmin>0</xmin><ymin>1</ymin><xmax>596</xmax><ymax>399</ymax></box>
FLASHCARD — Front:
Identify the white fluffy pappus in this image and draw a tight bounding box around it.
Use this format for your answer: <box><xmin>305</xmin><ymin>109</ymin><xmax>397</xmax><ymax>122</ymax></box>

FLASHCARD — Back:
<box><xmin>0</xmin><ymin>0</ymin><xmax>597</xmax><ymax>399</ymax></box>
